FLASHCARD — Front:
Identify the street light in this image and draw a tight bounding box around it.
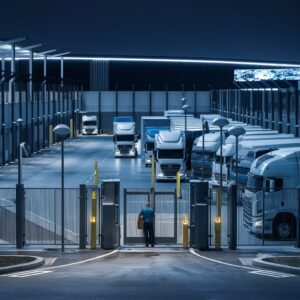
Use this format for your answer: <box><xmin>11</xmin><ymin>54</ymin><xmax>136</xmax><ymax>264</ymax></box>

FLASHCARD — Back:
<box><xmin>228</xmin><ymin>126</ymin><xmax>246</xmax><ymax>185</ymax></box>
<box><xmin>227</xmin><ymin>125</ymin><xmax>245</xmax><ymax>250</ymax></box>
<box><xmin>201</xmin><ymin>118</ymin><xmax>209</xmax><ymax>181</ymax></box>
<box><xmin>212</xmin><ymin>116</ymin><xmax>229</xmax><ymax>249</ymax></box>
<box><xmin>182</xmin><ymin>104</ymin><xmax>190</xmax><ymax>163</ymax></box>
<box><xmin>16</xmin><ymin>118</ymin><xmax>24</xmax><ymax>185</ymax></box>
<box><xmin>53</xmin><ymin>124</ymin><xmax>70</xmax><ymax>252</ymax></box>
<box><xmin>74</xmin><ymin>109</ymin><xmax>80</xmax><ymax>136</ymax></box>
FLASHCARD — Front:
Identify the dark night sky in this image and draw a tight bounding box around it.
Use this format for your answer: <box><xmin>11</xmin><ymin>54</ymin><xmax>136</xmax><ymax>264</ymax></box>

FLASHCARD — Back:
<box><xmin>1</xmin><ymin>0</ymin><xmax>300</xmax><ymax>63</ymax></box>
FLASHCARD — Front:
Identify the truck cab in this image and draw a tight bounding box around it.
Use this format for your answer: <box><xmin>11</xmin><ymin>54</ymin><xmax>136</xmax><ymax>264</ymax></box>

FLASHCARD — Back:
<box><xmin>191</xmin><ymin>132</ymin><xmax>223</xmax><ymax>179</ymax></box>
<box><xmin>113</xmin><ymin>117</ymin><xmax>137</xmax><ymax>157</ymax></box>
<box><xmin>155</xmin><ymin>130</ymin><xmax>186</xmax><ymax>181</ymax></box>
<box><xmin>82</xmin><ymin>115</ymin><xmax>98</xmax><ymax>135</ymax></box>
<box><xmin>244</xmin><ymin>148</ymin><xmax>300</xmax><ymax>240</ymax></box>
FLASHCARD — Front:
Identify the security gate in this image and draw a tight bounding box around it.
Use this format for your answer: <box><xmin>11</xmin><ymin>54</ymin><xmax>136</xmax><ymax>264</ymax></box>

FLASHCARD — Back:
<box><xmin>124</xmin><ymin>189</ymin><xmax>177</xmax><ymax>244</ymax></box>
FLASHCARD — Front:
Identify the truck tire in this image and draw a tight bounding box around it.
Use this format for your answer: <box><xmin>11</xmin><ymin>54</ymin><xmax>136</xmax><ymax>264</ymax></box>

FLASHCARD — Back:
<box><xmin>273</xmin><ymin>214</ymin><xmax>296</xmax><ymax>240</ymax></box>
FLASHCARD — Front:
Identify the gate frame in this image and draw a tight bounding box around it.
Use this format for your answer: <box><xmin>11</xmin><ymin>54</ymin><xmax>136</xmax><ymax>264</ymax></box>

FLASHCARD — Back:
<box><xmin>124</xmin><ymin>189</ymin><xmax>177</xmax><ymax>245</ymax></box>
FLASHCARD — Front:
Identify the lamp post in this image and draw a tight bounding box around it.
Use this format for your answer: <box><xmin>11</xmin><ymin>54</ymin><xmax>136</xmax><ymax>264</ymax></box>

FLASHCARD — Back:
<box><xmin>16</xmin><ymin>118</ymin><xmax>24</xmax><ymax>185</ymax></box>
<box><xmin>53</xmin><ymin>124</ymin><xmax>70</xmax><ymax>252</ymax></box>
<box><xmin>227</xmin><ymin>125</ymin><xmax>245</xmax><ymax>250</ymax></box>
<box><xmin>74</xmin><ymin>109</ymin><xmax>80</xmax><ymax>136</ymax></box>
<box><xmin>212</xmin><ymin>117</ymin><xmax>229</xmax><ymax>249</ymax></box>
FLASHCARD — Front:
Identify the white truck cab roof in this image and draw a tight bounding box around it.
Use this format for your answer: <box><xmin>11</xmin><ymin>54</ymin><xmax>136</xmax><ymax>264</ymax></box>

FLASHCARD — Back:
<box><xmin>155</xmin><ymin>130</ymin><xmax>184</xmax><ymax>149</ymax></box>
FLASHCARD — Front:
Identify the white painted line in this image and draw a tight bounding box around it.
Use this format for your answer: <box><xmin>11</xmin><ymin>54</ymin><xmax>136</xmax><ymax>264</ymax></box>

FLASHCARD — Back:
<box><xmin>189</xmin><ymin>249</ymin><xmax>295</xmax><ymax>278</ymax></box>
<box><xmin>44</xmin><ymin>257</ymin><xmax>57</xmax><ymax>266</ymax></box>
<box><xmin>249</xmin><ymin>270</ymin><xmax>295</xmax><ymax>278</ymax></box>
<box><xmin>7</xmin><ymin>270</ymin><xmax>52</xmax><ymax>278</ymax></box>
<box><xmin>41</xmin><ymin>250</ymin><xmax>119</xmax><ymax>271</ymax></box>
<box><xmin>239</xmin><ymin>257</ymin><xmax>254</xmax><ymax>266</ymax></box>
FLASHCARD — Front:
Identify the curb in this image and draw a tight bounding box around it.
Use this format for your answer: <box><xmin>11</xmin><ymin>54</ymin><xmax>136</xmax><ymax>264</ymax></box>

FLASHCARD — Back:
<box><xmin>253</xmin><ymin>256</ymin><xmax>300</xmax><ymax>275</ymax></box>
<box><xmin>0</xmin><ymin>255</ymin><xmax>45</xmax><ymax>275</ymax></box>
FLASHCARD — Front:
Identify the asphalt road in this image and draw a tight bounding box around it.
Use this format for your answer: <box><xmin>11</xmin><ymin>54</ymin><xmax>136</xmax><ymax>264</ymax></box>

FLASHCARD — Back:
<box><xmin>0</xmin><ymin>250</ymin><xmax>299</xmax><ymax>300</ymax></box>
<box><xmin>0</xmin><ymin>135</ymin><xmax>188</xmax><ymax>189</ymax></box>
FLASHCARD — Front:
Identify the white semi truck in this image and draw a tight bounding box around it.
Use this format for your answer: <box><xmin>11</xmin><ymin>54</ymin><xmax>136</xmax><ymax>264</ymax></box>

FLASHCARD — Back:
<box><xmin>244</xmin><ymin>148</ymin><xmax>300</xmax><ymax>240</ymax></box>
<box><xmin>211</xmin><ymin>134</ymin><xmax>296</xmax><ymax>187</ymax></box>
<box><xmin>154</xmin><ymin>130</ymin><xmax>186</xmax><ymax>181</ymax></box>
<box><xmin>113</xmin><ymin>117</ymin><xmax>137</xmax><ymax>157</ymax></box>
<box><xmin>82</xmin><ymin>115</ymin><xmax>98</xmax><ymax>135</ymax></box>
<box><xmin>141</xmin><ymin>116</ymin><xmax>171</xmax><ymax>166</ymax></box>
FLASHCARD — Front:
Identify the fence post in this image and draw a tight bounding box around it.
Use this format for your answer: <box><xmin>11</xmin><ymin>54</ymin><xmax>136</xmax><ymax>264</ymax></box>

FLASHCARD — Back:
<box><xmin>79</xmin><ymin>184</ymin><xmax>87</xmax><ymax>249</ymax></box>
<box><xmin>228</xmin><ymin>184</ymin><xmax>237</xmax><ymax>250</ymax></box>
<box><xmin>16</xmin><ymin>184</ymin><xmax>25</xmax><ymax>249</ymax></box>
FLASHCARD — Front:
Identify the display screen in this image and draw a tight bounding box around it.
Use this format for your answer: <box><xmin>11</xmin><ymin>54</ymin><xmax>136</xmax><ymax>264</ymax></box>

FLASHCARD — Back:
<box><xmin>234</xmin><ymin>68</ymin><xmax>300</xmax><ymax>82</ymax></box>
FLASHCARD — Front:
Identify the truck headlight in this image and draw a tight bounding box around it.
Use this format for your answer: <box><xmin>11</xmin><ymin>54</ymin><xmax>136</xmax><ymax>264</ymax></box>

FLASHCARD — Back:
<box><xmin>157</xmin><ymin>172</ymin><xmax>163</xmax><ymax>177</ymax></box>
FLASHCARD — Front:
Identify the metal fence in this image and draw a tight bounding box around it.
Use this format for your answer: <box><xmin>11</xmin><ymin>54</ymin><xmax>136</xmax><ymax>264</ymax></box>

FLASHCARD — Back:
<box><xmin>208</xmin><ymin>185</ymin><xmax>298</xmax><ymax>247</ymax></box>
<box><xmin>0</xmin><ymin>187</ymin><xmax>80</xmax><ymax>245</ymax></box>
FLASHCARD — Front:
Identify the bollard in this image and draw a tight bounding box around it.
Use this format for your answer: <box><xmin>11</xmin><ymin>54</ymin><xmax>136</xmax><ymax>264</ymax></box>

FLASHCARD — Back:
<box><xmin>176</xmin><ymin>172</ymin><xmax>182</xmax><ymax>198</ymax></box>
<box><xmin>70</xmin><ymin>119</ymin><xmax>74</xmax><ymax>139</ymax></box>
<box><xmin>182</xmin><ymin>216</ymin><xmax>189</xmax><ymax>248</ymax></box>
<box><xmin>90</xmin><ymin>190</ymin><xmax>97</xmax><ymax>249</ymax></box>
<box><xmin>215</xmin><ymin>216</ymin><xmax>221</xmax><ymax>249</ymax></box>
<box><xmin>151</xmin><ymin>155</ymin><xmax>155</xmax><ymax>193</ymax></box>
<box><xmin>215</xmin><ymin>188</ymin><xmax>222</xmax><ymax>249</ymax></box>
<box><xmin>90</xmin><ymin>161</ymin><xmax>98</xmax><ymax>249</ymax></box>
<box><xmin>49</xmin><ymin>124</ymin><xmax>53</xmax><ymax>146</ymax></box>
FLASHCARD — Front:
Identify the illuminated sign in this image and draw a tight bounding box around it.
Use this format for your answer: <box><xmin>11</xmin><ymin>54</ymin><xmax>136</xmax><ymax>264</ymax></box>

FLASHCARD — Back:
<box><xmin>234</xmin><ymin>68</ymin><xmax>300</xmax><ymax>81</ymax></box>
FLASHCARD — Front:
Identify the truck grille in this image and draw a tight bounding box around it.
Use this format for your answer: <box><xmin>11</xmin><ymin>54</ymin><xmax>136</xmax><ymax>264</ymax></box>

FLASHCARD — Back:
<box><xmin>243</xmin><ymin>196</ymin><xmax>253</xmax><ymax>229</ymax></box>
<box><xmin>118</xmin><ymin>145</ymin><xmax>132</xmax><ymax>154</ymax></box>
<box><xmin>160</xmin><ymin>164</ymin><xmax>181</xmax><ymax>177</ymax></box>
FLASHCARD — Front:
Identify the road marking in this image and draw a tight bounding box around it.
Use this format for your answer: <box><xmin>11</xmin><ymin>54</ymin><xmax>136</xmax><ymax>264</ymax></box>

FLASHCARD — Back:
<box><xmin>5</xmin><ymin>270</ymin><xmax>52</xmax><ymax>278</ymax></box>
<box><xmin>190</xmin><ymin>249</ymin><xmax>294</xmax><ymax>278</ymax></box>
<box><xmin>44</xmin><ymin>257</ymin><xmax>57</xmax><ymax>266</ymax></box>
<box><xmin>3</xmin><ymin>251</ymin><xmax>118</xmax><ymax>279</ymax></box>
<box><xmin>249</xmin><ymin>270</ymin><xmax>295</xmax><ymax>278</ymax></box>
<box><xmin>239</xmin><ymin>257</ymin><xmax>254</xmax><ymax>266</ymax></box>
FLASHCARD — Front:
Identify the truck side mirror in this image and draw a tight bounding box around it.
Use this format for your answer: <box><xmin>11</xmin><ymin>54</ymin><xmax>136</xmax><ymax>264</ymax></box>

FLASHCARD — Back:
<box><xmin>134</xmin><ymin>135</ymin><xmax>138</xmax><ymax>143</ymax></box>
<box><xmin>113</xmin><ymin>136</ymin><xmax>116</xmax><ymax>142</ymax></box>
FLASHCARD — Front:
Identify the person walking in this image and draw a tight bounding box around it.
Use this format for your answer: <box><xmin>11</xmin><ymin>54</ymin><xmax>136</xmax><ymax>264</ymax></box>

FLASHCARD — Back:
<box><xmin>139</xmin><ymin>202</ymin><xmax>155</xmax><ymax>247</ymax></box>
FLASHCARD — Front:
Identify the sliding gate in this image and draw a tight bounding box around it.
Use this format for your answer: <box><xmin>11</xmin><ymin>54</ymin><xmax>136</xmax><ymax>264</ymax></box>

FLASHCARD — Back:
<box><xmin>124</xmin><ymin>189</ymin><xmax>178</xmax><ymax>244</ymax></box>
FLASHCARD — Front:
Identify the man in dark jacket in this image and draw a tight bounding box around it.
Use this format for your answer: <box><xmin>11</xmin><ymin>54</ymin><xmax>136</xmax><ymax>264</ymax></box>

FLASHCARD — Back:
<box><xmin>139</xmin><ymin>202</ymin><xmax>155</xmax><ymax>247</ymax></box>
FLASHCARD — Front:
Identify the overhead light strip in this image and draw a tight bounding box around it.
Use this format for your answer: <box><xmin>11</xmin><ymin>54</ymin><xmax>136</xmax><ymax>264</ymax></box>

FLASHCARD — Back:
<box><xmin>3</xmin><ymin>55</ymin><xmax>300</xmax><ymax>67</ymax></box>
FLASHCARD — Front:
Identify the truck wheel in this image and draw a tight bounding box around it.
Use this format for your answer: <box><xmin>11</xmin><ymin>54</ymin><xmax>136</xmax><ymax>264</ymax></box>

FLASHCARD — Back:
<box><xmin>273</xmin><ymin>214</ymin><xmax>296</xmax><ymax>240</ymax></box>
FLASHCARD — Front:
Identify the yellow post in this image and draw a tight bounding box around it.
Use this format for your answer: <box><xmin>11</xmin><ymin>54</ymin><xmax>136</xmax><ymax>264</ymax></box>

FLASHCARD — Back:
<box><xmin>94</xmin><ymin>161</ymin><xmax>99</xmax><ymax>185</ymax></box>
<box><xmin>90</xmin><ymin>190</ymin><xmax>97</xmax><ymax>249</ymax></box>
<box><xmin>90</xmin><ymin>161</ymin><xmax>98</xmax><ymax>249</ymax></box>
<box><xmin>49</xmin><ymin>124</ymin><xmax>53</xmax><ymax>146</ymax></box>
<box><xmin>151</xmin><ymin>155</ymin><xmax>155</xmax><ymax>192</ymax></box>
<box><xmin>70</xmin><ymin>119</ymin><xmax>74</xmax><ymax>139</ymax></box>
<box><xmin>182</xmin><ymin>216</ymin><xmax>189</xmax><ymax>248</ymax></box>
<box><xmin>215</xmin><ymin>188</ymin><xmax>221</xmax><ymax>249</ymax></box>
<box><xmin>176</xmin><ymin>172</ymin><xmax>181</xmax><ymax>198</ymax></box>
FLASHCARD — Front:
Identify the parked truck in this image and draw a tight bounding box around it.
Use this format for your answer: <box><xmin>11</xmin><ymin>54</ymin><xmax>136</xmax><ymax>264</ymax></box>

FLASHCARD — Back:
<box><xmin>140</xmin><ymin>116</ymin><xmax>170</xmax><ymax>166</ymax></box>
<box><xmin>154</xmin><ymin>130</ymin><xmax>186</xmax><ymax>181</ymax></box>
<box><xmin>244</xmin><ymin>148</ymin><xmax>300</xmax><ymax>240</ymax></box>
<box><xmin>82</xmin><ymin>115</ymin><xmax>98</xmax><ymax>135</ymax></box>
<box><xmin>113</xmin><ymin>117</ymin><xmax>137</xmax><ymax>157</ymax></box>
<box><xmin>191</xmin><ymin>132</ymin><xmax>224</xmax><ymax>179</ymax></box>
<box><xmin>211</xmin><ymin>134</ymin><xmax>296</xmax><ymax>187</ymax></box>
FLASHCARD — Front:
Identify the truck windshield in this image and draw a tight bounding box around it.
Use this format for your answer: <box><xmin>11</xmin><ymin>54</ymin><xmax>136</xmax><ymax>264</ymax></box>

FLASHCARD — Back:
<box><xmin>116</xmin><ymin>135</ymin><xmax>135</xmax><ymax>141</ymax></box>
<box><xmin>191</xmin><ymin>151</ymin><xmax>212</xmax><ymax>161</ymax></box>
<box><xmin>247</xmin><ymin>173</ymin><xmax>263</xmax><ymax>192</ymax></box>
<box><xmin>146</xmin><ymin>142</ymin><xmax>154</xmax><ymax>151</ymax></box>
<box><xmin>215</xmin><ymin>156</ymin><xmax>228</xmax><ymax>164</ymax></box>
<box><xmin>114</xmin><ymin>117</ymin><xmax>133</xmax><ymax>122</ymax></box>
<box><xmin>158</xmin><ymin>149</ymin><xmax>184</xmax><ymax>159</ymax></box>
<box><xmin>83</xmin><ymin>121</ymin><xmax>97</xmax><ymax>126</ymax></box>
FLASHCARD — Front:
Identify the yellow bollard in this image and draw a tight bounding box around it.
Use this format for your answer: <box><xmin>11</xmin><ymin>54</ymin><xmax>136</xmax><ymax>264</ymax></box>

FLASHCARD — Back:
<box><xmin>94</xmin><ymin>161</ymin><xmax>99</xmax><ymax>185</ymax></box>
<box><xmin>176</xmin><ymin>172</ymin><xmax>182</xmax><ymax>198</ymax></box>
<box><xmin>49</xmin><ymin>124</ymin><xmax>53</xmax><ymax>146</ymax></box>
<box><xmin>182</xmin><ymin>216</ymin><xmax>189</xmax><ymax>248</ymax></box>
<box><xmin>90</xmin><ymin>161</ymin><xmax>99</xmax><ymax>249</ymax></box>
<box><xmin>151</xmin><ymin>155</ymin><xmax>155</xmax><ymax>193</ymax></box>
<box><xmin>215</xmin><ymin>188</ymin><xmax>222</xmax><ymax>249</ymax></box>
<box><xmin>70</xmin><ymin>119</ymin><xmax>74</xmax><ymax>139</ymax></box>
<box><xmin>90</xmin><ymin>190</ymin><xmax>97</xmax><ymax>249</ymax></box>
